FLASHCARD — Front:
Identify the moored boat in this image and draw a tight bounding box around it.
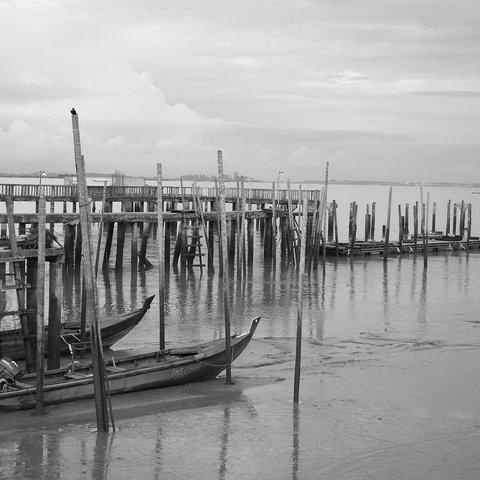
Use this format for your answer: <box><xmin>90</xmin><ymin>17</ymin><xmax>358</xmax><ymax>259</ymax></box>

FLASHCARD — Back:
<box><xmin>0</xmin><ymin>316</ymin><xmax>261</xmax><ymax>411</ymax></box>
<box><xmin>0</xmin><ymin>295</ymin><xmax>155</xmax><ymax>360</ymax></box>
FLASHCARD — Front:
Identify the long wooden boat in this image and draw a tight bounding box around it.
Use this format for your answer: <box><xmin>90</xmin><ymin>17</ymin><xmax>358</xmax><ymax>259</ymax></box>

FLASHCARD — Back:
<box><xmin>0</xmin><ymin>295</ymin><xmax>155</xmax><ymax>361</ymax></box>
<box><xmin>0</xmin><ymin>316</ymin><xmax>261</xmax><ymax>411</ymax></box>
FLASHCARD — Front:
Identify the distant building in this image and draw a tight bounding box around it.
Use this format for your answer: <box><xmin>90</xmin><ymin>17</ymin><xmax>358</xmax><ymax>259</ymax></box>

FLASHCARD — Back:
<box><xmin>64</xmin><ymin>170</ymin><xmax>147</xmax><ymax>186</ymax></box>
<box><xmin>111</xmin><ymin>170</ymin><xmax>146</xmax><ymax>187</ymax></box>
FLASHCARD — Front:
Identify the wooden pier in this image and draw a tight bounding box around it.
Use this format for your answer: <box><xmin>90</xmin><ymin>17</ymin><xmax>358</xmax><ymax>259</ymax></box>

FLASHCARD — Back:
<box><xmin>0</xmin><ymin>183</ymin><xmax>478</xmax><ymax>275</ymax></box>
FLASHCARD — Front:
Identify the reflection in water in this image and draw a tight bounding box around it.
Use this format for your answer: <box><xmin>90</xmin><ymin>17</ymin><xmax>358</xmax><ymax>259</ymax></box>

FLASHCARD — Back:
<box><xmin>218</xmin><ymin>407</ymin><xmax>231</xmax><ymax>480</ymax></box>
<box><xmin>46</xmin><ymin>433</ymin><xmax>61</xmax><ymax>480</ymax></box>
<box><xmin>92</xmin><ymin>432</ymin><xmax>113</xmax><ymax>480</ymax></box>
<box><xmin>382</xmin><ymin>262</ymin><xmax>391</xmax><ymax>331</ymax></box>
<box><xmin>292</xmin><ymin>404</ymin><xmax>300</xmax><ymax>480</ymax></box>
<box><xmin>153</xmin><ymin>425</ymin><xmax>163</xmax><ymax>480</ymax></box>
<box><xmin>418</xmin><ymin>268</ymin><xmax>428</xmax><ymax>326</ymax></box>
<box><xmin>56</xmin><ymin>229</ymin><xmax>480</xmax><ymax>351</ymax></box>
<box><xmin>14</xmin><ymin>434</ymin><xmax>43</xmax><ymax>478</ymax></box>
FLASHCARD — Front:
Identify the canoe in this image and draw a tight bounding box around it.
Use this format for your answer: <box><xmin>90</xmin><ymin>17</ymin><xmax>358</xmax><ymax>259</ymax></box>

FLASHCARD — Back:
<box><xmin>0</xmin><ymin>316</ymin><xmax>261</xmax><ymax>411</ymax></box>
<box><xmin>0</xmin><ymin>295</ymin><xmax>155</xmax><ymax>361</ymax></box>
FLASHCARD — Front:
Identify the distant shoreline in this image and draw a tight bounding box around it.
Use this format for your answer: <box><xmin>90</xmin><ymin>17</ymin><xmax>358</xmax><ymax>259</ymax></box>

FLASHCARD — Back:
<box><xmin>1</xmin><ymin>172</ymin><xmax>480</xmax><ymax>188</ymax></box>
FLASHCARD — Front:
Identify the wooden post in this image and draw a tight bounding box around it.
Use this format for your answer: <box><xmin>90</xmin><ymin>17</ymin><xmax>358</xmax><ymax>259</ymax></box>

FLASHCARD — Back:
<box><xmin>115</xmin><ymin>222</ymin><xmax>126</xmax><ymax>271</ymax></box>
<box><xmin>420</xmin><ymin>187</ymin><xmax>427</xmax><ymax>268</ymax></box>
<box><xmin>384</xmin><ymin>187</ymin><xmax>392</xmax><ymax>262</ymax></box>
<box><xmin>467</xmin><ymin>204</ymin><xmax>472</xmax><ymax>249</ymax></box>
<box><xmin>446</xmin><ymin>200</ymin><xmax>451</xmax><ymax>236</ymax></box>
<box><xmin>74</xmin><ymin>223</ymin><xmax>82</xmax><ymax>273</ymax></box>
<box><xmin>432</xmin><ymin>202</ymin><xmax>437</xmax><ymax>234</ymax></box>
<box><xmin>350</xmin><ymin>202</ymin><xmax>357</xmax><ymax>253</ymax></box>
<box><xmin>333</xmin><ymin>201</ymin><xmax>339</xmax><ymax>256</ymax></box>
<box><xmin>453</xmin><ymin>203</ymin><xmax>457</xmax><ymax>236</ymax></box>
<box><xmin>94</xmin><ymin>181</ymin><xmax>107</xmax><ymax>278</ymax></box>
<box><xmin>413</xmin><ymin>202</ymin><xmax>418</xmax><ymax>252</ymax></box>
<box><xmin>293</xmin><ymin>191</ymin><xmax>308</xmax><ymax>404</ymax></box>
<box><xmin>240</xmin><ymin>177</ymin><xmax>247</xmax><ymax>276</ymax></box>
<box><xmin>398</xmin><ymin>204</ymin><xmax>403</xmax><ymax>251</ymax></box>
<box><xmin>271</xmin><ymin>181</ymin><xmax>276</xmax><ymax>269</ymax></box>
<box><xmin>26</xmin><ymin>257</ymin><xmax>38</xmax><ymax>357</ymax></box>
<box><xmin>71</xmin><ymin>110</ymin><xmax>110</xmax><ymax>432</ymax></box>
<box><xmin>364</xmin><ymin>204</ymin><xmax>371</xmax><ymax>241</ymax></box>
<box><xmin>217</xmin><ymin>150</ymin><xmax>232</xmax><ymax>385</ymax></box>
<box><xmin>247</xmin><ymin>217</ymin><xmax>254</xmax><ymax>267</ymax></box>
<box><xmin>371</xmin><ymin>202</ymin><xmax>376</xmax><ymax>240</ymax></box>
<box><xmin>157</xmin><ymin>163</ymin><xmax>165</xmax><ymax>350</ymax></box>
<box><xmin>36</xmin><ymin>192</ymin><xmax>46</xmax><ymax>414</ymax></box>
<box><xmin>422</xmin><ymin>202</ymin><xmax>428</xmax><ymax>267</ymax></box>
<box><xmin>130</xmin><ymin>222</ymin><xmax>138</xmax><ymax>270</ymax></box>
<box><xmin>47</xmin><ymin>258</ymin><xmax>63</xmax><ymax>370</ymax></box>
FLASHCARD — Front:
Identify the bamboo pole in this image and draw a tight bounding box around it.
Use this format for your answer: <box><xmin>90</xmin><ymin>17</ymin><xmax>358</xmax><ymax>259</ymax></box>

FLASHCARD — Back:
<box><xmin>293</xmin><ymin>191</ymin><xmax>308</xmax><ymax>403</ymax></box>
<box><xmin>71</xmin><ymin>110</ymin><xmax>110</xmax><ymax>432</ymax></box>
<box><xmin>157</xmin><ymin>164</ymin><xmax>165</xmax><ymax>350</ymax></box>
<box><xmin>217</xmin><ymin>150</ymin><xmax>232</xmax><ymax>384</ymax></box>
<box><xmin>35</xmin><ymin>191</ymin><xmax>46</xmax><ymax>414</ymax></box>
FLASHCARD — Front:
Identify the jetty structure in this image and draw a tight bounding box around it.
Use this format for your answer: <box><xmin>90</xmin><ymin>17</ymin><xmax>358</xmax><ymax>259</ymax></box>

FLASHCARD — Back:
<box><xmin>1</xmin><ymin>175</ymin><xmax>476</xmax><ymax>368</ymax></box>
<box><xmin>0</xmin><ymin>180</ymin><xmax>478</xmax><ymax>274</ymax></box>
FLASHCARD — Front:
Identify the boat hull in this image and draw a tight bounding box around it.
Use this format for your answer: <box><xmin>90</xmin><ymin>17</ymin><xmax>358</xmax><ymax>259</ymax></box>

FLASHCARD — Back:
<box><xmin>0</xmin><ymin>295</ymin><xmax>155</xmax><ymax>361</ymax></box>
<box><xmin>0</xmin><ymin>316</ymin><xmax>260</xmax><ymax>411</ymax></box>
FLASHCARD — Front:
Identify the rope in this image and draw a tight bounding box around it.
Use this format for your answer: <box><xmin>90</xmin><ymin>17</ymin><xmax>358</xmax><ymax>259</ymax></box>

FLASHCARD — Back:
<box><xmin>195</xmin><ymin>342</ymin><xmax>236</xmax><ymax>368</ymax></box>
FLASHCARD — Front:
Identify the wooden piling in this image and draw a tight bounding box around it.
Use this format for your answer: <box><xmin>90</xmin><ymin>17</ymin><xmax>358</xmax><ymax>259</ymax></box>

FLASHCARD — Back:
<box><xmin>446</xmin><ymin>200</ymin><xmax>451</xmax><ymax>236</ymax></box>
<box><xmin>72</xmin><ymin>110</ymin><xmax>110</xmax><ymax>432</ymax></box>
<box><xmin>217</xmin><ymin>150</ymin><xmax>232</xmax><ymax>385</ymax></box>
<box><xmin>383</xmin><ymin>187</ymin><xmax>392</xmax><ymax>262</ymax></box>
<box><xmin>293</xmin><ymin>191</ymin><xmax>308</xmax><ymax>404</ymax></box>
<box><xmin>47</xmin><ymin>258</ymin><xmax>63</xmax><ymax>370</ymax></box>
<box><xmin>157</xmin><ymin>163</ymin><xmax>165</xmax><ymax>350</ymax></box>
<box><xmin>371</xmin><ymin>202</ymin><xmax>376</xmax><ymax>240</ymax></box>
<box><xmin>35</xmin><ymin>192</ymin><xmax>46</xmax><ymax>414</ymax></box>
<box><xmin>365</xmin><ymin>204</ymin><xmax>371</xmax><ymax>241</ymax></box>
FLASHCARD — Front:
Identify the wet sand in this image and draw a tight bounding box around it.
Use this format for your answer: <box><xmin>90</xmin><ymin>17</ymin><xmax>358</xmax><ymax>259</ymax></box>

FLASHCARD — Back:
<box><xmin>2</xmin><ymin>335</ymin><xmax>480</xmax><ymax>479</ymax></box>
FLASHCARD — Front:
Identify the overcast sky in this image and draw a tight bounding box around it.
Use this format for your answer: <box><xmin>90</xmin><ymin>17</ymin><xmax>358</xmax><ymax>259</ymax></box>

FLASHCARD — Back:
<box><xmin>1</xmin><ymin>0</ymin><xmax>479</xmax><ymax>182</ymax></box>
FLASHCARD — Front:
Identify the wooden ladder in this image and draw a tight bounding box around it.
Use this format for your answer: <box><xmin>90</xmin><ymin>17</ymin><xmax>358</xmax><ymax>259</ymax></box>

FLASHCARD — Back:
<box><xmin>184</xmin><ymin>186</ymin><xmax>207</xmax><ymax>271</ymax></box>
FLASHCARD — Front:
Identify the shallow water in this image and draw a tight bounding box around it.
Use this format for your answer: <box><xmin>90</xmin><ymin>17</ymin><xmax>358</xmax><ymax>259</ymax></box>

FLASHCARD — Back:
<box><xmin>2</xmin><ymin>179</ymin><xmax>480</xmax><ymax>478</ymax></box>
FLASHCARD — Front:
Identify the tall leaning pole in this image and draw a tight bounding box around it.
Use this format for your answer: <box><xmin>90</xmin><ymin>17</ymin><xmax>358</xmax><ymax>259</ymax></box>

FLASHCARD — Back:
<box><xmin>71</xmin><ymin>109</ymin><xmax>110</xmax><ymax>432</ymax></box>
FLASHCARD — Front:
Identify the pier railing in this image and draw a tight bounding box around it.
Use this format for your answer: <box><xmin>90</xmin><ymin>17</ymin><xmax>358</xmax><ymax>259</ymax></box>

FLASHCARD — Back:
<box><xmin>0</xmin><ymin>184</ymin><xmax>313</xmax><ymax>204</ymax></box>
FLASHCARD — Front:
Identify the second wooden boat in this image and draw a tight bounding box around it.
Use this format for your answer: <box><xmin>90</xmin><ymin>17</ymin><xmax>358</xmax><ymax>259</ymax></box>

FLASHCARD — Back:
<box><xmin>0</xmin><ymin>315</ymin><xmax>261</xmax><ymax>411</ymax></box>
<box><xmin>0</xmin><ymin>295</ymin><xmax>155</xmax><ymax>360</ymax></box>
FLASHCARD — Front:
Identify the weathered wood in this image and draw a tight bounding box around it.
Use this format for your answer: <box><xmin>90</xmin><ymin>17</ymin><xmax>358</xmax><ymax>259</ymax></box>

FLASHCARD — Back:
<box><xmin>72</xmin><ymin>110</ymin><xmax>110</xmax><ymax>432</ymax></box>
<box><xmin>47</xmin><ymin>258</ymin><xmax>63</xmax><ymax>370</ymax></box>
<box><xmin>157</xmin><ymin>163</ymin><xmax>165</xmax><ymax>350</ymax></box>
<box><xmin>35</xmin><ymin>192</ymin><xmax>46</xmax><ymax>413</ymax></box>
<box><xmin>446</xmin><ymin>200</ymin><xmax>451</xmax><ymax>236</ymax></box>
<box><xmin>293</xmin><ymin>191</ymin><xmax>309</xmax><ymax>404</ymax></box>
<box><xmin>384</xmin><ymin>187</ymin><xmax>392</xmax><ymax>262</ymax></box>
<box><xmin>217</xmin><ymin>150</ymin><xmax>232</xmax><ymax>385</ymax></box>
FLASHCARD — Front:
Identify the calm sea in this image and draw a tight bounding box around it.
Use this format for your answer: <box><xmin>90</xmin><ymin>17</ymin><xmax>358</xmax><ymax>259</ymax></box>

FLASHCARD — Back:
<box><xmin>2</xmin><ymin>177</ymin><xmax>480</xmax><ymax>480</ymax></box>
<box><xmin>1</xmin><ymin>176</ymin><xmax>479</xmax><ymax>347</ymax></box>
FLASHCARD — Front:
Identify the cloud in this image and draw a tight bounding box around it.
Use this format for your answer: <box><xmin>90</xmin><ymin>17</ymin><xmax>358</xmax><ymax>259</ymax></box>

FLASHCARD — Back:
<box><xmin>1</xmin><ymin>0</ymin><xmax>480</xmax><ymax>183</ymax></box>
<box><xmin>412</xmin><ymin>91</ymin><xmax>480</xmax><ymax>98</ymax></box>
